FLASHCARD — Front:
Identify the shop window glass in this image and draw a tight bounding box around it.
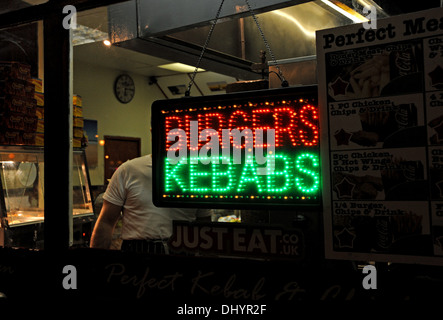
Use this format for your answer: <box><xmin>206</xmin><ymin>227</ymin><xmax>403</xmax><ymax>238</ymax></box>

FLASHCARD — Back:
<box><xmin>0</xmin><ymin>16</ymin><xmax>95</xmax><ymax>249</ymax></box>
<box><xmin>0</xmin><ymin>20</ymin><xmax>43</xmax><ymax>248</ymax></box>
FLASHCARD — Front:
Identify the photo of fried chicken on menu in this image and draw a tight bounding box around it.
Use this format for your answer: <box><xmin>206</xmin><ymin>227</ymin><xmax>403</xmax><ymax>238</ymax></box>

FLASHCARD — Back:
<box><xmin>333</xmin><ymin>158</ymin><xmax>427</xmax><ymax>201</ymax></box>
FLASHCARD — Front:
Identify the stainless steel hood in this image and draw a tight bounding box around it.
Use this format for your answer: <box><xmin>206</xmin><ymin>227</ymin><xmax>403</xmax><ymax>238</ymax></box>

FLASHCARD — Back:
<box><xmin>106</xmin><ymin>0</ymin><xmax>375</xmax><ymax>81</ymax></box>
<box><xmin>111</xmin><ymin>34</ymin><xmax>260</xmax><ymax>80</ymax></box>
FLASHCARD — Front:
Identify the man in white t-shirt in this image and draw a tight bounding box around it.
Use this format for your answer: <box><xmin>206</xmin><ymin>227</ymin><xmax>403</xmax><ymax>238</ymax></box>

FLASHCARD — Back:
<box><xmin>90</xmin><ymin>154</ymin><xmax>211</xmax><ymax>254</ymax></box>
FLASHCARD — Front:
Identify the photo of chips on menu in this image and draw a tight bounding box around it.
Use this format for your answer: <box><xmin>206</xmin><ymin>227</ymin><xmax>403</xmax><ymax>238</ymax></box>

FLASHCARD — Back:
<box><xmin>332</xmin><ymin>207</ymin><xmax>427</xmax><ymax>254</ymax></box>
<box><xmin>332</xmin><ymin>157</ymin><xmax>427</xmax><ymax>201</ymax></box>
<box><xmin>326</xmin><ymin>40</ymin><xmax>423</xmax><ymax>101</ymax></box>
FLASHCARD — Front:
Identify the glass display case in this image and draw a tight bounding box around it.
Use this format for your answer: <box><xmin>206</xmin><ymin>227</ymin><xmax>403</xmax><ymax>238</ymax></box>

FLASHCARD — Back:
<box><xmin>0</xmin><ymin>146</ymin><xmax>95</xmax><ymax>248</ymax></box>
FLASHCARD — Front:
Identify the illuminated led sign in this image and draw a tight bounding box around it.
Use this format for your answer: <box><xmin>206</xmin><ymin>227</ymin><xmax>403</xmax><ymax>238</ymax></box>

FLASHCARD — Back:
<box><xmin>151</xmin><ymin>85</ymin><xmax>320</xmax><ymax>209</ymax></box>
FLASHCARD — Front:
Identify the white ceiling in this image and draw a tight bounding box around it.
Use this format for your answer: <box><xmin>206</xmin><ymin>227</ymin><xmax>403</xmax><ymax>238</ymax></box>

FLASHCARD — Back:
<box><xmin>73</xmin><ymin>41</ymin><xmax>181</xmax><ymax>78</ymax></box>
<box><xmin>72</xmin><ymin>40</ymin><xmax>240</xmax><ymax>97</ymax></box>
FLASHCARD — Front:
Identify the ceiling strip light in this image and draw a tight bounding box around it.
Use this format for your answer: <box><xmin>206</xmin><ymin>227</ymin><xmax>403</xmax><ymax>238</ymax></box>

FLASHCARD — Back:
<box><xmin>158</xmin><ymin>63</ymin><xmax>205</xmax><ymax>73</ymax></box>
<box><xmin>321</xmin><ymin>0</ymin><xmax>369</xmax><ymax>23</ymax></box>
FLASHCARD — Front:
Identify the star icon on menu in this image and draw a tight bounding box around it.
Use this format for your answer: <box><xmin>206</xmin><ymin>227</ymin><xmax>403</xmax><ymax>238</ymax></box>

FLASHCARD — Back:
<box><xmin>435</xmin><ymin>236</ymin><xmax>443</xmax><ymax>251</ymax></box>
<box><xmin>432</xmin><ymin>121</ymin><xmax>443</xmax><ymax>143</ymax></box>
<box><xmin>336</xmin><ymin>227</ymin><xmax>356</xmax><ymax>248</ymax></box>
<box><xmin>334</xmin><ymin>128</ymin><xmax>352</xmax><ymax>146</ymax></box>
<box><xmin>428</xmin><ymin>65</ymin><xmax>443</xmax><ymax>89</ymax></box>
<box><xmin>334</xmin><ymin>177</ymin><xmax>355</xmax><ymax>199</ymax></box>
<box><xmin>436</xmin><ymin>180</ymin><xmax>443</xmax><ymax>198</ymax></box>
<box><xmin>329</xmin><ymin>76</ymin><xmax>349</xmax><ymax>96</ymax></box>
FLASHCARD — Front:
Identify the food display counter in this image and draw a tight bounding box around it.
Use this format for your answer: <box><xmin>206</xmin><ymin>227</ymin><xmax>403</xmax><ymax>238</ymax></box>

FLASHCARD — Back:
<box><xmin>0</xmin><ymin>146</ymin><xmax>95</xmax><ymax>248</ymax></box>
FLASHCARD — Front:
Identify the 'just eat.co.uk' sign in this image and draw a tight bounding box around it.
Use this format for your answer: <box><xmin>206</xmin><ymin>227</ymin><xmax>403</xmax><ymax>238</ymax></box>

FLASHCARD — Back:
<box><xmin>151</xmin><ymin>85</ymin><xmax>320</xmax><ymax>209</ymax></box>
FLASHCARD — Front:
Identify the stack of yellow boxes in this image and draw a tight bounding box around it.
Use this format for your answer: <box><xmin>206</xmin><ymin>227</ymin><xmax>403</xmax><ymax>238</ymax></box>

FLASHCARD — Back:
<box><xmin>32</xmin><ymin>78</ymin><xmax>44</xmax><ymax>146</ymax></box>
<box><xmin>73</xmin><ymin>95</ymin><xmax>84</xmax><ymax>148</ymax></box>
<box><xmin>32</xmin><ymin>91</ymin><xmax>85</xmax><ymax>148</ymax></box>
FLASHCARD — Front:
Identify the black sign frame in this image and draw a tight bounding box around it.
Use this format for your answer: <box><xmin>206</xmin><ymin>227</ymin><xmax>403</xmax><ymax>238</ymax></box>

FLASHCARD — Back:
<box><xmin>151</xmin><ymin>85</ymin><xmax>321</xmax><ymax>210</ymax></box>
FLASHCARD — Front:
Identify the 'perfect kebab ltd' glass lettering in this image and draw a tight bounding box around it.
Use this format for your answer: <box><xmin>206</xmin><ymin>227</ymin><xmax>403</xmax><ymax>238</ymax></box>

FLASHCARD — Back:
<box><xmin>160</xmin><ymin>98</ymin><xmax>320</xmax><ymax>203</ymax></box>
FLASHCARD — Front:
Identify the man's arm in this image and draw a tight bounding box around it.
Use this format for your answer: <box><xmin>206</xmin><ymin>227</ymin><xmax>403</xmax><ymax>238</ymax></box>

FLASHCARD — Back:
<box><xmin>90</xmin><ymin>200</ymin><xmax>122</xmax><ymax>249</ymax></box>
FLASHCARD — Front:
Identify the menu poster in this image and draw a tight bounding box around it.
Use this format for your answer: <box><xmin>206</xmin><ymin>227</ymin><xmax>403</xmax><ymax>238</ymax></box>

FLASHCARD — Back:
<box><xmin>317</xmin><ymin>7</ymin><xmax>443</xmax><ymax>265</ymax></box>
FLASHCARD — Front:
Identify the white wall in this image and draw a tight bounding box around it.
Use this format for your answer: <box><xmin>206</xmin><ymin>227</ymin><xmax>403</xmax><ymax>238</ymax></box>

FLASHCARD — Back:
<box><xmin>73</xmin><ymin>60</ymin><xmax>166</xmax><ymax>185</ymax></box>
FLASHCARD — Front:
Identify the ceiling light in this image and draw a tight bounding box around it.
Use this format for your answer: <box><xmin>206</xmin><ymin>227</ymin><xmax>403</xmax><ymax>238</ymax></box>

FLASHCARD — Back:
<box><xmin>321</xmin><ymin>0</ymin><xmax>368</xmax><ymax>23</ymax></box>
<box><xmin>158</xmin><ymin>63</ymin><xmax>205</xmax><ymax>73</ymax></box>
<box><xmin>103</xmin><ymin>39</ymin><xmax>111</xmax><ymax>46</ymax></box>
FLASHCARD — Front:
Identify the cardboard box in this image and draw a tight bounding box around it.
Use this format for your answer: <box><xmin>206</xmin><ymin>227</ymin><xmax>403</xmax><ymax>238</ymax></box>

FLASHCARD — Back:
<box><xmin>36</xmin><ymin>119</ymin><xmax>44</xmax><ymax>133</ymax></box>
<box><xmin>73</xmin><ymin>127</ymin><xmax>83</xmax><ymax>138</ymax></box>
<box><xmin>73</xmin><ymin>105</ymin><xmax>83</xmax><ymax>118</ymax></box>
<box><xmin>73</xmin><ymin>138</ymin><xmax>81</xmax><ymax>148</ymax></box>
<box><xmin>0</xmin><ymin>130</ymin><xmax>21</xmax><ymax>145</ymax></box>
<box><xmin>36</xmin><ymin>107</ymin><xmax>44</xmax><ymax>119</ymax></box>
<box><xmin>0</xmin><ymin>95</ymin><xmax>26</xmax><ymax>114</ymax></box>
<box><xmin>30</xmin><ymin>78</ymin><xmax>43</xmax><ymax>93</ymax></box>
<box><xmin>1</xmin><ymin>112</ymin><xmax>24</xmax><ymax>130</ymax></box>
<box><xmin>35</xmin><ymin>133</ymin><xmax>44</xmax><ymax>146</ymax></box>
<box><xmin>0</xmin><ymin>79</ymin><xmax>28</xmax><ymax>96</ymax></box>
<box><xmin>23</xmin><ymin>99</ymin><xmax>37</xmax><ymax>116</ymax></box>
<box><xmin>73</xmin><ymin>95</ymin><xmax>82</xmax><ymax>107</ymax></box>
<box><xmin>21</xmin><ymin>132</ymin><xmax>35</xmax><ymax>145</ymax></box>
<box><xmin>73</xmin><ymin>117</ymin><xmax>83</xmax><ymax>128</ymax></box>
<box><xmin>23</xmin><ymin>115</ymin><xmax>37</xmax><ymax>132</ymax></box>
<box><xmin>0</xmin><ymin>62</ymin><xmax>31</xmax><ymax>81</ymax></box>
<box><xmin>34</xmin><ymin>92</ymin><xmax>44</xmax><ymax>106</ymax></box>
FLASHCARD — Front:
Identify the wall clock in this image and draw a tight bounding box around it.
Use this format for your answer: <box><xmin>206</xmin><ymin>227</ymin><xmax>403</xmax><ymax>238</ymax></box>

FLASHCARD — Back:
<box><xmin>114</xmin><ymin>74</ymin><xmax>135</xmax><ymax>103</ymax></box>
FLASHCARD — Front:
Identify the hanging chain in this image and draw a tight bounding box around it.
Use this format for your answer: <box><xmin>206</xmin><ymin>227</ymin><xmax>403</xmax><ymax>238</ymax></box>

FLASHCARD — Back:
<box><xmin>186</xmin><ymin>0</ymin><xmax>288</xmax><ymax>96</ymax></box>
<box><xmin>244</xmin><ymin>0</ymin><xmax>287</xmax><ymax>86</ymax></box>
<box><xmin>186</xmin><ymin>0</ymin><xmax>225</xmax><ymax>96</ymax></box>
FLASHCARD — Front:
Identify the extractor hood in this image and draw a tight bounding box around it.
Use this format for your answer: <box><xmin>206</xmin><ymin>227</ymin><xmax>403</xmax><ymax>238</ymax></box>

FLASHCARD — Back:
<box><xmin>107</xmin><ymin>0</ymin><xmax>395</xmax><ymax>81</ymax></box>
<box><xmin>107</xmin><ymin>0</ymin><xmax>330</xmax><ymax>80</ymax></box>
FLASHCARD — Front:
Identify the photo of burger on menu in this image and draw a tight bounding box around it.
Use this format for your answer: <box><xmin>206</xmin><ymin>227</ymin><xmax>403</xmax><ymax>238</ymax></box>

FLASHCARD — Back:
<box><xmin>326</xmin><ymin>40</ymin><xmax>424</xmax><ymax>101</ymax></box>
